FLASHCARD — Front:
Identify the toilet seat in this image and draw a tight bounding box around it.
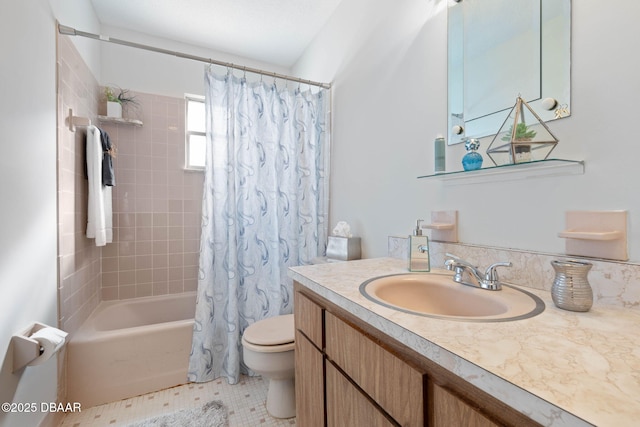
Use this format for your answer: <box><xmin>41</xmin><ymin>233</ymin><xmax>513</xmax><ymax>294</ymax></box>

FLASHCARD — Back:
<box><xmin>242</xmin><ymin>314</ymin><xmax>295</xmax><ymax>353</ymax></box>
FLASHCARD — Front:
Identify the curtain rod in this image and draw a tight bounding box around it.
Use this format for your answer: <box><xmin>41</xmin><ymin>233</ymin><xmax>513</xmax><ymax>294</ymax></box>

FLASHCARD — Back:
<box><xmin>58</xmin><ymin>24</ymin><xmax>331</xmax><ymax>90</ymax></box>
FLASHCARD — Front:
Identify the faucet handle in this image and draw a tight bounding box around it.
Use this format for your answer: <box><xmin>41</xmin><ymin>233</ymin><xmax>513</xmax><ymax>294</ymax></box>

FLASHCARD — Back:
<box><xmin>484</xmin><ymin>262</ymin><xmax>512</xmax><ymax>282</ymax></box>
<box><xmin>444</xmin><ymin>253</ymin><xmax>460</xmax><ymax>270</ymax></box>
<box><xmin>445</xmin><ymin>252</ymin><xmax>460</xmax><ymax>261</ymax></box>
<box><xmin>444</xmin><ymin>253</ymin><xmax>477</xmax><ymax>269</ymax></box>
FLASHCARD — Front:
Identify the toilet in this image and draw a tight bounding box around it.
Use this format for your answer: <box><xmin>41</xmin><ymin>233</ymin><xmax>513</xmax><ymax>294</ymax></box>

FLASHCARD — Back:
<box><xmin>241</xmin><ymin>313</ymin><xmax>295</xmax><ymax>419</ymax></box>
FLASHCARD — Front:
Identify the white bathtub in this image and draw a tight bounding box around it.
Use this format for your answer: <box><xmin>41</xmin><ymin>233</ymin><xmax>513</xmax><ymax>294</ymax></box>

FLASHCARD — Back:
<box><xmin>67</xmin><ymin>292</ymin><xmax>196</xmax><ymax>408</ymax></box>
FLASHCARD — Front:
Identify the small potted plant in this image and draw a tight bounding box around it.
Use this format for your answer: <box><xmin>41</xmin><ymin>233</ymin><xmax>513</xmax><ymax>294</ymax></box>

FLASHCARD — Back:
<box><xmin>104</xmin><ymin>86</ymin><xmax>138</xmax><ymax>119</ymax></box>
<box><xmin>501</xmin><ymin>122</ymin><xmax>537</xmax><ymax>163</ymax></box>
<box><xmin>501</xmin><ymin>122</ymin><xmax>537</xmax><ymax>142</ymax></box>
<box><xmin>105</xmin><ymin>86</ymin><xmax>122</xmax><ymax>118</ymax></box>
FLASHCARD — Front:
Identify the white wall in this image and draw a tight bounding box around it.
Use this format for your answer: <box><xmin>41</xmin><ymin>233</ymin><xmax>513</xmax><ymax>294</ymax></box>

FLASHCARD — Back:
<box><xmin>0</xmin><ymin>1</ymin><xmax>102</xmax><ymax>425</ymax></box>
<box><xmin>50</xmin><ymin>0</ymin><xmax>102</xmax><ymax>80</ymax></box>
<box><xmin>294</xmin><ymin>0</ymin><xmax>640</xmax><ymax>262</ymax></box>
<box><xmin>0</xmin><ymin>1</ymin><xmax>59</xmax><ymax>426</ymax></box>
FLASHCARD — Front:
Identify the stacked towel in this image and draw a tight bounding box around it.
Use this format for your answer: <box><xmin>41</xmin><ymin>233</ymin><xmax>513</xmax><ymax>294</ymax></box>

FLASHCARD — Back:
<box><xmin>86</xmin><ymin>126</ymin><xmax>113</xmax><ymax>246</ymax></box>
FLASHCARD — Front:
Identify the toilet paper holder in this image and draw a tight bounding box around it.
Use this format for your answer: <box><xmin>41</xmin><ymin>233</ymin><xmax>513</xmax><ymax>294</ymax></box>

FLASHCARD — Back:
<box><xmin>12</xmin><ymin>322</ymin><xmax>63</xmax><ymax>372</ymax></box>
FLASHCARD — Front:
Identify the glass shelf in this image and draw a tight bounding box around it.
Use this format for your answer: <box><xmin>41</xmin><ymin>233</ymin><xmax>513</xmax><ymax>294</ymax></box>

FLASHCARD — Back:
<box><xmin>418</xmin><ymin>159</ymin><xmax>584</xmax><ymax>185</ymax></box>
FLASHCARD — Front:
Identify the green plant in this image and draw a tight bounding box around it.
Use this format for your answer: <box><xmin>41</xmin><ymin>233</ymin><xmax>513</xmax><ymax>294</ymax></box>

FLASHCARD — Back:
<box><xmin>105</xmin><ymin>86</ymin><xmax>120</xmax><ymax>103</ymax></box>
<box><xmin>104</xmin><ymin>86</ymin><xmax>138</xmax><ymax>106</ymax></box>
<box><xmin>501</xmin><ymin>122</ymin><xmax>537</xmax><ymax>141</ymax></box>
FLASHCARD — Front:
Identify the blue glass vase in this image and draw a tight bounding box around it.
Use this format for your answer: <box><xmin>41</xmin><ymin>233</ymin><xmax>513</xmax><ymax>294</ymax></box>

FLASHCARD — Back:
<box><xmin>462</xmin><ymin>138</ymin><xmax>483</xmax><ymax>171</ymax></box>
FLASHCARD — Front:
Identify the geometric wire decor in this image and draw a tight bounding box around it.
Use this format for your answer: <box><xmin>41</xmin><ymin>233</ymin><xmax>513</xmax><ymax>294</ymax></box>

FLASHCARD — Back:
<box><xmin>486</xmin><ymin>96</ymin><xmax>559</xmax><ymax>166</ymax></box>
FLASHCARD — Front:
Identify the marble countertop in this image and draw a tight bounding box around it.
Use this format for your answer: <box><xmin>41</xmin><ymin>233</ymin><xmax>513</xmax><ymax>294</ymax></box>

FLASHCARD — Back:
<box><xmin>288</xmin><ymin>257</ymin><xmax>640</xmax><ymax>427</ymax></box>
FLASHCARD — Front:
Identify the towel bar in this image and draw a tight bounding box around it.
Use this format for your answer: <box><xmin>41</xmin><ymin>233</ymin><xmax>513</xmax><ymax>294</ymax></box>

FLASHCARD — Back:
<box><xmin>67</xmin><ymin>108</ymin><xmax>91</xmax><ymax>132</ymax></box>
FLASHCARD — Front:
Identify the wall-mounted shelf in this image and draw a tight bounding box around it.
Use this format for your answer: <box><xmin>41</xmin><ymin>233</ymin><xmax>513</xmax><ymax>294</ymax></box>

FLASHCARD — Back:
<box><xmin>558</xmin><ymin>211</ymin><xmax>628</xmax><ymax>261</ymax></box>
<box><xmin>418</xmin><ymin>159</ymin><xmax>584</xmax><ymax>185</ymax></box>
<box><xmin>558</xmin><ymin>230</ymin><xmax>624</xmax><ymax>241</ymax></box>
<box><xmin>424</xmin><ymin>223</ymin><xmax>454</xmax><ymax>230</ymax></box>
<box><xmin>422</xmin><ymin>210</ymin><xmax>458</xmax><ymax>242</ymax></box>
<box><xmin>98</xmin><ymin>115</ymin><xmax>143</xmax><ymax>127</ymax></box>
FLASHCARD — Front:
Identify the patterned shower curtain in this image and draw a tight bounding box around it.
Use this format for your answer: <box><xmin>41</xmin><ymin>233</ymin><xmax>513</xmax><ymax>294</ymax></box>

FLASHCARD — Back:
<box><xmin>188</xmin><ymin>69</ymin><xmax>330</xmax><ymax>384</ymax></box>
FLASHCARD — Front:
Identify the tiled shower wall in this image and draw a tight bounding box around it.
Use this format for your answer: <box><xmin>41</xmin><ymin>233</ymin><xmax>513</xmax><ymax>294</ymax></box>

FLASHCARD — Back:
<box><xmin>57</xmin><ymin>35</ymin><xmax>102</xmax><ymax>335</ymax></box>
<box><xmin>57</xmin><ymin>34</ymin><xmax>204</xmax><ymax>338</ymax></box>
<box><xmin>98</xmin><ymin>92</ymin><xmax>203</xmax><ymax>300</ymax></box>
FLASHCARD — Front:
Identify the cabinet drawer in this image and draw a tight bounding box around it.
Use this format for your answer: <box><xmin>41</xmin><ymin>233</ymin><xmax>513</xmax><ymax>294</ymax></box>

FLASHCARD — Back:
<box><xmin>326</xmin><ymin>362</ymin><xmax>396</xmax><ymax>427</ymax></box>
<box><xmin>294</xmin><ymin>288</ymin><xmax>323</xmax><ymax>348</ymax></box>
<box><xmin>325</xmin><ymin>311</ymin><xmax>426</xmax><ymax>426</ymax></box>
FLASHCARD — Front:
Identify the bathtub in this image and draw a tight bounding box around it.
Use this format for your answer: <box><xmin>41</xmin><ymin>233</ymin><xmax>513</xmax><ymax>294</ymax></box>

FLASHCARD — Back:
<box><xmin>67</xmin><ymin>292</ymin><xmax>196</xmax><ymax>408</ymax></box>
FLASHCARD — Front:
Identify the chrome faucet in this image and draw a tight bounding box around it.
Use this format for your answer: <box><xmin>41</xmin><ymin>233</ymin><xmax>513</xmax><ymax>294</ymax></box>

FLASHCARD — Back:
<box><xmin>444</xmin><ymin>253</ymin><xmax>511</xmax><ymax>291</ymax></box>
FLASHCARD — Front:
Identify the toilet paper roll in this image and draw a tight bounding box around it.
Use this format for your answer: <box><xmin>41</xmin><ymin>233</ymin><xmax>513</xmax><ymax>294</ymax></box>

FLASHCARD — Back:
<box><xmin>28</xmin><ymin>327</ymin><xmax>68</xmax><ymax>366</ymax></box>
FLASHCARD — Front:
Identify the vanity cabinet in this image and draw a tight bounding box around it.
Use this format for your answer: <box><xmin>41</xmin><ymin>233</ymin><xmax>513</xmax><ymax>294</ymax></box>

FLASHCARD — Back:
<box><xmin>294</xmin><ymin>282</ymin><xmax>541</xmax><ymax>427</ymax></box>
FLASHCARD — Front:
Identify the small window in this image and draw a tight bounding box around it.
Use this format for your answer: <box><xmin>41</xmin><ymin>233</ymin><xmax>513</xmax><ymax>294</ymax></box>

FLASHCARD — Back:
<box><xmin>185</xmin><ymin>95</ymin><xmax>206</xmax><ymax>170</ymax></box>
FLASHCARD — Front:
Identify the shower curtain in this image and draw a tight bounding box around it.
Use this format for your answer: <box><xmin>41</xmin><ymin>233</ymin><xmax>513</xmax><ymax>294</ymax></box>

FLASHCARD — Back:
<box><xmin>188</xmin><ymin>69</ymin><xmax>330</xmax><ymax>384</ymax></box>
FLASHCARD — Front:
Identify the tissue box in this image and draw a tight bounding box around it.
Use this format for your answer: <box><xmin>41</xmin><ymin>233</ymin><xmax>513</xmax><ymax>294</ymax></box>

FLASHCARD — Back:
<box><xmin>326</xmin><ymin>236</ymin><xmax>361</xmax><ymax>261</ymax></box>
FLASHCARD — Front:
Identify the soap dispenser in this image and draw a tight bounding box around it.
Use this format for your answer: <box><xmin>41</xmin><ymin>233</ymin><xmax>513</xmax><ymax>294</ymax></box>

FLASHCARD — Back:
<box><xmin>409</xmin><ymin>220</ymin><xmax>430</xmax><ymax>272</ymax></box>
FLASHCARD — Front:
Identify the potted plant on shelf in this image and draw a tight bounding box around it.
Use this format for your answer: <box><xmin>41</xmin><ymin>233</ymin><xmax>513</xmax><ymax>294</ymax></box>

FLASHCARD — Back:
<box><xmin>501</xmin><ymin>122</ymin><xmax>537</xmax><ymax>164</ymax></box>
<box><xmin>104</xmin><ymin>86</ymin><xmax>138</xmax><ymax>119</ymax></box>
<box><xmin>501</xmin><ymin>122</ymin><xmax>537</xmax><ymax>142</ymax></box>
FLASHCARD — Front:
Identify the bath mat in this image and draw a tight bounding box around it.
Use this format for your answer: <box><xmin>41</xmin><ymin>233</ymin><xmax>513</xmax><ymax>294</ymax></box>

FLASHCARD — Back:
<box><xmin>126</xmin><ymin>400</ymin><xmax>228</xmax><ymax>427</ymax></box>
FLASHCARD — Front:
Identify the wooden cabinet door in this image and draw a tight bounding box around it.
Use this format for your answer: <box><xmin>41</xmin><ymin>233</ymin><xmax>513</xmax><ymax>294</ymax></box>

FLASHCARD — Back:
<box><xmin>295</xmin><ymin>330</ymin><xmax>325</xmax><ymax>427</ymax></box>
<box><xmin>326</xmin><ymin>362</ymin><xmax>396</xmax><ymax>427</ymax></box>
<box><xmin>325</xmin><ymin>311</ymin><xmax>426</xmax><ymax>426</ymax></box>
<box><xmin>431</xmin><ymin>383</ymin><xmax>501</xmax><ymax>427</ymax></box>
<box><xmin>294</xmin><ymin>288</ymin><xmax>324</xmax><ymax>348</ymax></box>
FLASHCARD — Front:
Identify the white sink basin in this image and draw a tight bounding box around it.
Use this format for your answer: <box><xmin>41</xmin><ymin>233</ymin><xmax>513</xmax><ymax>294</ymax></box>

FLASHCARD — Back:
<box><xmin>360</xmin><ymin>273</ymin><xmax>544</xmax><ymax>322</ymax></box>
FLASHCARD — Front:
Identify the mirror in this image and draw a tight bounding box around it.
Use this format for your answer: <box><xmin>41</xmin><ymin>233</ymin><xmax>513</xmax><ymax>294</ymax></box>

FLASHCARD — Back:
<box><xmin>447</xmin><ymin>0</ymin><xmax>571</xmax><ymax>145</ymax></box>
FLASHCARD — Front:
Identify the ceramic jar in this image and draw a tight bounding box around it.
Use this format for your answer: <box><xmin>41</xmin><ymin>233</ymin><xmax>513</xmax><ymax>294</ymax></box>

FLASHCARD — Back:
<box><xmin>551</xmin><ymin>260</ymin><xmax>593</xmax><ymax>312</ymax></box>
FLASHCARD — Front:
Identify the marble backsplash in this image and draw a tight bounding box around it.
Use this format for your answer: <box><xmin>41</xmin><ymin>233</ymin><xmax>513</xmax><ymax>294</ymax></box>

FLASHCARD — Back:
<box><xmin>388</xmin><ymin>236</ymin><xmax>640</xmax><ymax>310</ymax></box>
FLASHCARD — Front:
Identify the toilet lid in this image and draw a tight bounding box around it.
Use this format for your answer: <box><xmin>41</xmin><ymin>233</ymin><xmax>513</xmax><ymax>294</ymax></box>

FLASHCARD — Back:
<box><xmin>243</xmin><ymin>314</ymin><xmax>294</xmax><ymax>346</ymax></box>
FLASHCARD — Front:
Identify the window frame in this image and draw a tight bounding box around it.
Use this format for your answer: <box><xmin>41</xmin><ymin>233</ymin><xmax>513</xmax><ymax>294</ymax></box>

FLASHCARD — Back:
<box><xmin>185</xmin><ymin>94</ymin><xmax>206</xmax><ymax>171</ymax></box>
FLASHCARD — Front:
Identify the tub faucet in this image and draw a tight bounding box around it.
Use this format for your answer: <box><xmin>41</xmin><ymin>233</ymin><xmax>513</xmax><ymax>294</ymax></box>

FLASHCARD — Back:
<box><xmin>444</xmin><ymin>253</ymin><xmax>511</xmax><ymax>291</ymax></box>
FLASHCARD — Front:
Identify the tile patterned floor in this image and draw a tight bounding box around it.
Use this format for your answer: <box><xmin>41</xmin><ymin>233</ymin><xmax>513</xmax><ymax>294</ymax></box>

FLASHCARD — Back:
<box><xmin>58</xmin><ymin>375</ymin><xmax>296</xmax><ymax>427</ymax></box>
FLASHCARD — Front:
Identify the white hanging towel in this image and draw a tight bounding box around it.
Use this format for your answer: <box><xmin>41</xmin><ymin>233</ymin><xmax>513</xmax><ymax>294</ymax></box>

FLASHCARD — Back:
<box><xmin>86</xmin><ymin>126</ymin><xmax>113</xmax><ymax>246</ymax></box>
